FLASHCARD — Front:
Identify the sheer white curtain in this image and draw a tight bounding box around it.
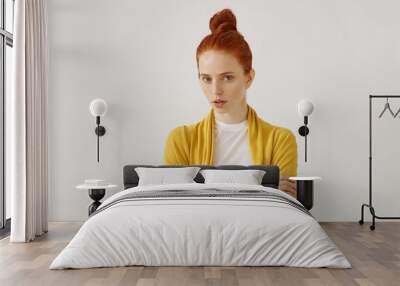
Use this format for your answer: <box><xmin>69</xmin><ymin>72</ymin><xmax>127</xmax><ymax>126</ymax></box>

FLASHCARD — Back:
<box><xmin>9</xmin><ymin>0</ymin><xmax>48</xmax><ymax>242</ymax></box>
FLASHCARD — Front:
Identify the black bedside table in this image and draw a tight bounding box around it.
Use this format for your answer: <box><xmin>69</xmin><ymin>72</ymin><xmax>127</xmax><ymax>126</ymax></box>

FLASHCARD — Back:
<box><xmin>289</xmin><ymin>177</ymin><xmax>321</xmax><ymax>210</ymax></box>
<box><xmin>76</xmin><ymin>183</ymin><xmax>117</xmax><ymax>215</ymax></box>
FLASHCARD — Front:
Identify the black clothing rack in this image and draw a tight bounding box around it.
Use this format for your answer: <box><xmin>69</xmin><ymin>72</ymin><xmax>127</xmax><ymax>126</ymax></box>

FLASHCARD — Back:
<box><xmin>359</xmin><ymin>95</ymin><xmax>400</xmax><ymax>230</ymax></box>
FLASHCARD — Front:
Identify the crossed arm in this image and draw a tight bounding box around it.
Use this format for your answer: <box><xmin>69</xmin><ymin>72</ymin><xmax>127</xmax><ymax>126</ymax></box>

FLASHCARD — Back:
<box><xmin>279</xmin><ymin>176</ymin><xmax>296</xmax><ymax>198</ymax></box>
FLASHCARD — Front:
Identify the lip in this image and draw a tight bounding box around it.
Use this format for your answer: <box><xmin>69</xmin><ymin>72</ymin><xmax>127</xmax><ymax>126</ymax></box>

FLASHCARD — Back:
<box><xmin>213</xmin><ymin>100</ymin><xmax>227</xmax><ymax>108</ymax></box>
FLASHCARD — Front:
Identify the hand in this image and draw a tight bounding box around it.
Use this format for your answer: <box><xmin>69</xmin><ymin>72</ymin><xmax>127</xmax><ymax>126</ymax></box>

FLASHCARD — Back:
<box><xmin>279</xmin><ymin>176</ymin><xmax>297</xmax><ymax>198</ymax></box>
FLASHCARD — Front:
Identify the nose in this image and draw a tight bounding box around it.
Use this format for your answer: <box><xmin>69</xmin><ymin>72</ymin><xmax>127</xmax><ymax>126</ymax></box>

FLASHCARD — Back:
<box><xmin>211</xmin><ymin>80</ymin><xmax>223</xmax><ymax>95</ymax></box>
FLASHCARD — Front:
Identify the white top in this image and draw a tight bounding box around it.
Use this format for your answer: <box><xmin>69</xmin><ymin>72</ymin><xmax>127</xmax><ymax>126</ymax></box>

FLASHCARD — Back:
<box><xmin>289</xmin><ymin>177</ymin><xmax>321</xmax><ymax>181</ymax></box>
<box><xmin>214</xmin><ymin>119</ymin><xmax>252</xmax><ymax>165</ymax></box>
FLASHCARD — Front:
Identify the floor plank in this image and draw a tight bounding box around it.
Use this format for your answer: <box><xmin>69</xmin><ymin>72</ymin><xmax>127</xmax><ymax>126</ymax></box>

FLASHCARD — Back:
<box><xmin>0</xmin><ymin>222</ymin><xmax>399</xmax><ymax>286</ymax></box>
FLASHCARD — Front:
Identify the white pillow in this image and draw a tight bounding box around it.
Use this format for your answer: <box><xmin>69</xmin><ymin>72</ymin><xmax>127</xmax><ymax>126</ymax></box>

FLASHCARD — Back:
<box><xmin>135</xmin><ymin>167</ymin><xmax>201</xmax><ymax>186</ymax></box>
<box><xmin>200</xmin><ymin>169</ymin><xmax>266</xmax><ymax>185</ymax></box>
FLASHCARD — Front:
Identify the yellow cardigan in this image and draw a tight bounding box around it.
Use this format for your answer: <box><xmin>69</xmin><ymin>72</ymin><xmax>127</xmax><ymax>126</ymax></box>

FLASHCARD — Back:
<box><xmin>163</xmin><ymin>105</ymin><xmax>297</xmax><ymax>177</ymax></box>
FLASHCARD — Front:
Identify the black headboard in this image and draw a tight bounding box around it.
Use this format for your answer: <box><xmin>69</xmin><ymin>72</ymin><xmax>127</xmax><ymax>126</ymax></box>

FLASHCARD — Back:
<box><xmin>123</xmin><ymin>165</ymin><xmax>280</xmax><ymax>190</ymax></box>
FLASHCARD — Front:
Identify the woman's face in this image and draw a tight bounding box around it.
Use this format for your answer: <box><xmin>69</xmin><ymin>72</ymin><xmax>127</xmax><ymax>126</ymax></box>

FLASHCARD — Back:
<box><xmin>198</xmin><ymin>50</ymin><xmax>254</xmax><ymax>114</ymax></box>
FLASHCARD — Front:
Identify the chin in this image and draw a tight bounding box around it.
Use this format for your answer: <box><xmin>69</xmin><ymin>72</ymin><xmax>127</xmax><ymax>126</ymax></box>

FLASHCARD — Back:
<box><xmin>213</xmin><ymin>106</ymin><xmax>229</xmax><ymax>114</ymax></box>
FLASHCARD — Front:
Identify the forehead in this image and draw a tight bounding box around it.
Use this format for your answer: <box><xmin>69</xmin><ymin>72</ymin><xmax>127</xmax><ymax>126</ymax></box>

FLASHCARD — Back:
<box><xmin>198</xmin><ymin>50</ymin><xmax>242</xmax><ymax>75</ymax></box>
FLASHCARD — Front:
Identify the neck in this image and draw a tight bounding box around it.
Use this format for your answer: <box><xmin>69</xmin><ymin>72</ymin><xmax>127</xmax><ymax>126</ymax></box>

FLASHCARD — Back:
<box><xmin>214</xmin><ymin>103</ymin><xmax>248</xmax><ymax>124</ymax></box>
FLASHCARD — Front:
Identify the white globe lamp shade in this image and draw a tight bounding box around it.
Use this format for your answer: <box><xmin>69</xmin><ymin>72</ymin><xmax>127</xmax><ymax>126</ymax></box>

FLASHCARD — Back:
<box><xmin>89</xmin><ymin>99</ymin><xmax>108</xmax><ymax>117</ymax></box>
<box><xmin>298</xmin><ymin>99</ymin><xmax>314</xmax><ymax>116</ymax></box>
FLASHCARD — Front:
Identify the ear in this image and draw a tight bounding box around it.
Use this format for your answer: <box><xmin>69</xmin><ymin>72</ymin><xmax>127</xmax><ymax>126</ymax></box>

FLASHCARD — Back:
<box><xmin>246</xmin><ymin>69</ymin><xmax>255</xmax><ymax>89</ymax></box>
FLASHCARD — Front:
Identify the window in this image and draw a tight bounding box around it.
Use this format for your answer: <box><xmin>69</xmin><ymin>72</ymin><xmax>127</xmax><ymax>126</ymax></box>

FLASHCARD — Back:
<box><xmin>0</xmin><ymin>0</ymin><xmax>14</xmax><ymax>235</ymax></box>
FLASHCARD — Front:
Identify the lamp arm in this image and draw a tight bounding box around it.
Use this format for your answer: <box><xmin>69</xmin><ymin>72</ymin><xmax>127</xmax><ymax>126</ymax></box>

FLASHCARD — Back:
<box><xmin>97</xmin><ymin>130</ymin><xmax>99</xmax><ymax>162</ymax></box>
<box><xmin>297</xmin><ymin>99</ymin><xmax>314</xmax><ymax>162</ymax></box>
<box><xmin>304</xmin><ymin>116</ymin><xmax>308</xmax><ymax>162</ymax></box>
<box><xmin>305</xmin><ymin>132</ymin><xmax>307</xmax><ymax>162</ymax></box>
<box><xmin>90</xmin><ymin>98</ymin><xmax>108</xmax><ymax>163</ymax></box>
<box><xmin>94</xmin><ymin>115</ymin><xmax>106</xmax><ymax>162</ymax></box>
<box><xmin>97</xmin><ymin>117</ymin><xmax>100</xmax><ymax>162</ymax></box>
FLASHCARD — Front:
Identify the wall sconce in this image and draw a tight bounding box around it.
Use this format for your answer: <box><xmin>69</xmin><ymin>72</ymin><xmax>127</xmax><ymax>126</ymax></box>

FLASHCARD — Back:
<box><xmin>297</xmin><ymin>99</ymin><xmax>314</xmax><ymax>162</ymax></box>
<box><xmin>89</xmin><ymin>99</ymin><xmax>108</xmax><ymax>162</ymax></box>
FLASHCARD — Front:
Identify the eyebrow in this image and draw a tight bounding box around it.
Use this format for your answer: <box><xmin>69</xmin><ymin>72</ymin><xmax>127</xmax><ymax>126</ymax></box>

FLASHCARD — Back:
<box><xmin>199</xmin><ymin>72</ymin><xmax>235</xmax><ymax>77</ymax></box>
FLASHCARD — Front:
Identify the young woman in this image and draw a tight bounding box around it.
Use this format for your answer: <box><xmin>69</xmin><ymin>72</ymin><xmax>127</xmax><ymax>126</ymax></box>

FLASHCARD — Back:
<box><xmin>163</xmin><ymin>9</ymin><xmax>297</xmax><ymax>197</ymax></box>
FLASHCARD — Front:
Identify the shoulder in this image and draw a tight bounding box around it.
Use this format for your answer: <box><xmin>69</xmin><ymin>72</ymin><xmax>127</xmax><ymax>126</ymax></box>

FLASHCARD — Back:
<box><xmin>257</xmin><ymin>118</ymin><xmax>296</xmax><ymax>145</ymax></box>
<box><xmin>168</xmin><ymin>121</ymin><xmax>200</xmax><ymax>135</ymax></box>
<box><xmin>274</xmin><ymin>126</ymin><xmax>296</xmax><ymax>141</ymax></box>
<box><xmin>258</xmin><ymin>117</ymin><xmax>295</xmax><ymax>137</ymax></box>
<box><xmin>167</xmin><ymin>125</ymin><xmax>186</xmax><ymax>138</ymax></box>
<box><xmin>166</xmin><ymin>120</ymin><xmax>202</xmax><ymax>141</ymax></box>
<box><xmin>166</xmin><ymin>126</ymin><xmax>187</xmax><ymax>145</ymax></box>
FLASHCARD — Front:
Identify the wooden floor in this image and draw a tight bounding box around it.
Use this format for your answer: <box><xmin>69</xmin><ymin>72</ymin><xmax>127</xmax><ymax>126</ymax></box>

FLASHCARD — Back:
<box><xmin>0</xmin><ymin>222</ymin><xmax>399</xmax><ymax>286</ymax></box>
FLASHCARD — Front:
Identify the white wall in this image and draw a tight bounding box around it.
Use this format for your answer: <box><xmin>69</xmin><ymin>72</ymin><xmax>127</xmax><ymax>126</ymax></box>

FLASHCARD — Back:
<box><xmin>47</xmin><ymin>0</ymin><xmax>400</xmax><ymax>222</ymax></box>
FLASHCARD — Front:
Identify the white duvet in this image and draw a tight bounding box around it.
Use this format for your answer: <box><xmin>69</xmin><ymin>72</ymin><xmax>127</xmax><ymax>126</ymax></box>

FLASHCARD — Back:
<box><xmin>50</xmin><ymin>183</ymin><xmax>351</xmax><ymax>269</ymax></box>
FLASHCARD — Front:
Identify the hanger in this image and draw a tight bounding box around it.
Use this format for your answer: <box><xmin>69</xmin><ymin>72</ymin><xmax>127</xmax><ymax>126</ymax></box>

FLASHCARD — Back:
<box><xmin>394</xmin><ymin>106</ymin><xmax>400</xmax><ymax>118</ymax></box>
<box><xmin>378</xmin><ymin>98</ymin><xmax>395</xmax><ymax>118</ymax></box>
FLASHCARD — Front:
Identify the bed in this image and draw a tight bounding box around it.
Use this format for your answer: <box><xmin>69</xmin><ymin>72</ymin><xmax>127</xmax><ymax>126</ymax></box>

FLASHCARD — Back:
<box><xmin>50</xmin><ymin>165</ymin><xmax>351</xmax><ymax>269</ymax></box>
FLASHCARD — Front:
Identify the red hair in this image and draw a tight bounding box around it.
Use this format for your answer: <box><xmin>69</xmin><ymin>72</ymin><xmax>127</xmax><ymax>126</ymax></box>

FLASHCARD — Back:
<box><xmin>196</xmin><ymin>9</ymin><xmax>253</xmax><ymax>74</ymax></box>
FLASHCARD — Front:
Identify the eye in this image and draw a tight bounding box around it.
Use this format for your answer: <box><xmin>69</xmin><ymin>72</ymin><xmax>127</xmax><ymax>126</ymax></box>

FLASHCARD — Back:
<box><xmin>201</xmin><ymin>76</ymin><xmax>212</xmax><ymax>83</ymax></box>
<box><xmin>223</xmin><ymin>75</ymin><xmax>234</xmax><ymax>81</ymax></box>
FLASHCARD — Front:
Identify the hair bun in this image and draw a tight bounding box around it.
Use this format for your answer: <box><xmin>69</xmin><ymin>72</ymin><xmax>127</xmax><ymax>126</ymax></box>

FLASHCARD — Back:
<box><xmin>209</xmin><ymin>9</ymin><xmax>237</xmax><ymax>34</ymax></box>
